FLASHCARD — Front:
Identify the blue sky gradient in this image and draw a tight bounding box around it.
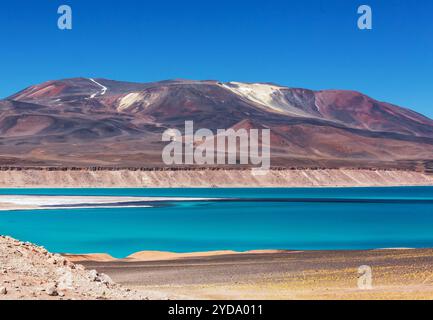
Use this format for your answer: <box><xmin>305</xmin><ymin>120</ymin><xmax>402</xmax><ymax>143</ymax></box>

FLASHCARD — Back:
<box><xmin>1</xmin><ymin>0</ymin><xmax>432</xmax><ymax>117</ymax></box>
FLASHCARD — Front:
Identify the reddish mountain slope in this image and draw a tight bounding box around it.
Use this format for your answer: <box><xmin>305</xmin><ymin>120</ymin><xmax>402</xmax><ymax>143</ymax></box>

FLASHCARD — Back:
<box><xmin>1</xmin><ymin>78</ymin><xmax>433</xmax><ymax>170</ymax></box>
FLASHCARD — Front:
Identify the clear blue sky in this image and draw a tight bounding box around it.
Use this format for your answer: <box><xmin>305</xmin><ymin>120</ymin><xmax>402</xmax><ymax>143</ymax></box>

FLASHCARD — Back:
<box><xmin>1</xmin><ymin>0</ymin><xmax>432</xmax><ymax>117</ymax></box>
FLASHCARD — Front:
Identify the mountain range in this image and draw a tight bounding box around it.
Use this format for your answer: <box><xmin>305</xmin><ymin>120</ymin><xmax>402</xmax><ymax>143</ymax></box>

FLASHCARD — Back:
<box><xmin>1</xmin><ymin>77</ymin><xmax>433</xmax><ymax>171</ymax></box>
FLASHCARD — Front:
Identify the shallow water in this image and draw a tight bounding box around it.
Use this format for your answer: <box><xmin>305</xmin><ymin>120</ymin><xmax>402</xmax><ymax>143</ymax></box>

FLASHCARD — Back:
<box><xmin>1</xmin><ymin>187</ymin><xmax>433</xmax><ymax>258</ymax></box>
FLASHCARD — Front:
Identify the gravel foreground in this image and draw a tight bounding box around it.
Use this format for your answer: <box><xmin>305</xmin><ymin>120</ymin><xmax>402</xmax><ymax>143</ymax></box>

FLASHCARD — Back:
<box><xmin>82</xmin><ymin>249</ymin><xmax>433</xmax><ymax>300</ymax></box>
<box><xmin>4</xmin><ymin>234</ymin><xmax>433</xmax><ymax>300</ymax></box>
<box><xmin>0</xmin><ymin>236</ymin><xmax>172</xmax><ymax>300</ymax></box>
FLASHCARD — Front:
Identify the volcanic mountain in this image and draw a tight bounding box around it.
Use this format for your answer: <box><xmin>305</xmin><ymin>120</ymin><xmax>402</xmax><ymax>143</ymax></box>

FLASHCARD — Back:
<box><xmin>1</xmin><ymin>77</ymin><xmax>433</xmax><ymax>171</ymax></box>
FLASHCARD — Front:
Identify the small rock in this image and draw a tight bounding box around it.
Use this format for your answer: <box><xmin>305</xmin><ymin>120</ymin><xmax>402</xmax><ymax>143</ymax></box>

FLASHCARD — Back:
<box><xmin>97</xmin><ymin>273</ymin><xmax>113</xmax><ymax>285</ymax></box>
<box><xmin>0</xmin><ymin>287</ymin><xmax>7</xmax><ymax>295</ymax></box>
<box><xmin>75</xmin><ymin>264</ymin><xmax>85</xmax><ymax>271</ymax></box>
<box><xmin>88</xmin><ymin>270</ymin><xmax>98</xmax><ymax>281</ymax></box>
<box><xmin>46</xmin><ymin>285</ymin><xmax>59</xmax><ymax>297</ymax></box>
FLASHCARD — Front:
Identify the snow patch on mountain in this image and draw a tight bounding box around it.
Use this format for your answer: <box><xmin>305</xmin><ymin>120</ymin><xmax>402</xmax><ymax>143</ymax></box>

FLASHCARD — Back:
<box><xmin>220</xmin><ymin>82</ymin><xmax>311</xmax><ymax>117</ymax></box>
<box><xmin>117</xmin><ymin>90</ymin><xmax>165</xmax><ymax>112</ymax></box>
<box><xmin>118</xmin><ymin>92</ymin><xmax>143</xmax><ymax>111</ymax></box>
<box><xmin>89</xmin><ymin>78</ymin><xmax>108</xmax><ymax>98</ymax></box>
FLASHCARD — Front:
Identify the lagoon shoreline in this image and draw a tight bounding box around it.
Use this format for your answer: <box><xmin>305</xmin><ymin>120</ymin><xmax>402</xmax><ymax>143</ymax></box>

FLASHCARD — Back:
<box><xmin>0</xmin><ymin>168</ymin><xmax>433</xmax><ymax>188</ymax></box>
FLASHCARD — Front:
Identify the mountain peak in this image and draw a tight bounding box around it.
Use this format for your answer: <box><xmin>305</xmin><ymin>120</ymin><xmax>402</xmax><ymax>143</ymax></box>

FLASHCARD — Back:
<box><xmin>2</xmin><ymin>77</ymin><xmax>433</xmax><ymax>168</ymax></box>
<box><xmin>4</xmin><ymin>76</ymin><xmax>433</xmax><ymax>148</ymax></box>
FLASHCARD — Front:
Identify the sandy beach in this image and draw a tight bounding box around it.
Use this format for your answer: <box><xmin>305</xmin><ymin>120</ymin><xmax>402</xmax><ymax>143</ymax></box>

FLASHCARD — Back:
<box><xmin>64</xmin><ymin>250</ymin><xmax>291</xmax><ymax>263</ymax></box>
<box><xmin>72</xmin><ymin>249</ymin><xmax>433</xmax><ymax>300</ymax></box>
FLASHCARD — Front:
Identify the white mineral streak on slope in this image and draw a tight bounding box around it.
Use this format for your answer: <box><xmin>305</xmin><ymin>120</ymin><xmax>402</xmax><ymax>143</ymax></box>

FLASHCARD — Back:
<box><xmin>25</xmin><ymin>85</ymin><xmax>58</xmax><ymax>99</ymax></box>
<box><xmin>220</xmin><ymin>82</ymin><xmax>311</xmax><ymax>117</ymax></box>
<box><xmin>117</xmin><ymin>90</ymin><xmax>164</xmax><ymax>112</ymax></box>
<box><xmin>89</xmin><ymin>78</ymin><xmax>108</xmax><ymax>98</ymax></box>
<box><xmin>13</xmin><ymin>84</ymin><xmax>59</xmax><ymax>100</ymax></box>
<box><xmin>118</xmin><ymin>93</ymin><xmax>143</xmax><ymax>111</ymax></box>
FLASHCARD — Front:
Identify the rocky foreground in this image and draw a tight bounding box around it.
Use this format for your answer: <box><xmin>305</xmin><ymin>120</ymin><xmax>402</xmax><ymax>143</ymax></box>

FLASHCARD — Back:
<box><xmin>0</xmin><ymin>236</ymin><xmax>170</xmax><ymax>300</ymax></box>
<box><xmin>4</xmin><ymin>234</ymin><xmax>433</xmax><ymax>300</ymax></box>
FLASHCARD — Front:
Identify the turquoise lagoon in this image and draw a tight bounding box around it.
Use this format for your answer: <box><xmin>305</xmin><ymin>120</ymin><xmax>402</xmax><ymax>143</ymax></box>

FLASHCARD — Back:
<box><xmin>1</xmin><ymin>187</ymin><xmax>433</xmax><ymax>258</ymax></box>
